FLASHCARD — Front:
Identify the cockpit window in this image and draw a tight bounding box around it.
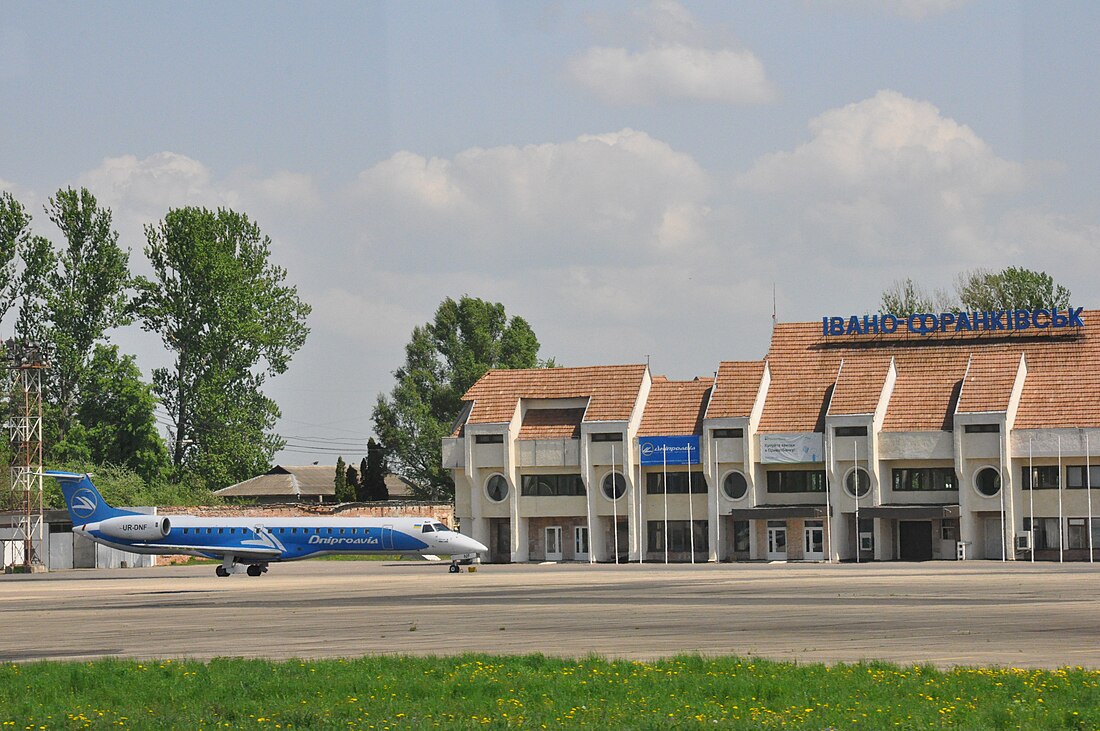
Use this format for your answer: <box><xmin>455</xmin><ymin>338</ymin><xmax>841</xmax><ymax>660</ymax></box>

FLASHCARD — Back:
<box><xmin>421</xmin><ymin>524</ymin><xmax>435</xmax><ymax>533</ymax></box>
<box><xmin>433</xmin><ymin>523</ymin><xmax>452</xmax><ymax>532</ymax></box>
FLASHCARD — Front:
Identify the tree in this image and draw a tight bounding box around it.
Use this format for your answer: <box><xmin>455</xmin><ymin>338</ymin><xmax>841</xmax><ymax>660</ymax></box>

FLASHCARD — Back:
<box><xmin>134</xmin><ymin>207</ymin><xmax>311</xmax><ymax>489</ymax></box>
<box><xmin>42</xmin><ymin>188</ymin><xmax>132</xmax><ymax>439</ymax></box>
<box><xmin>334</xmin><ymin>457</ymin><xmax>347</xmax><ymax>501</ymax></box>
<box><xmin>363</xmin><ymin>438</ymin><xmax>389</xmax><ymax>501</ymax></box>
<box><xmin>372</xmin><ymin>296</ymin><xmax>547</xmax><ymax>499</ymax></box>
<box><xmin>879</xmin><ymin>267</ymin><xmax>1072</xmax><ymax>318</ymax></box>
<box><xmin>956</xmin><ymin>267</ymin><xmax>1071</xmax><ymax>311</ymax></box>
<box><xmin>60</xmin><ymin>345</ymin><xmax>170</xmax><ymax>482</ymax></box>
<box><xmin>345</xmin><ymin>465</ymin><xmax>359</xmax><ymax>501</ymax></box>
<box><xmin>0</xmin><ymin>192</ymin><xmax>30</xmax><ymax>319</ymax></box>
<box><xmin>879</xmin><ymin>278</ymin><xmax>951</xmax><ymax>317</ymax></box>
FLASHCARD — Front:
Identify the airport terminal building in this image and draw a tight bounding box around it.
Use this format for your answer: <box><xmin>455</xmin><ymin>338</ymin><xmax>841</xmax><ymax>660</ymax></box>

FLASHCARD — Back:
<box><xmin>444</xmin><ymin>307</ymin><xmax>1100</xmax><ymax>563</ymax></box>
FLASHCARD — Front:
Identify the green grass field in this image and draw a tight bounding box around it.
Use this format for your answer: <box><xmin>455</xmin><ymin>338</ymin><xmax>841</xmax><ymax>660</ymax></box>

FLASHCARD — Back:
<box><xmin>2</xmin><ymin>655</ymin><xmax>1097</xmax><ymax>729</ymax></box>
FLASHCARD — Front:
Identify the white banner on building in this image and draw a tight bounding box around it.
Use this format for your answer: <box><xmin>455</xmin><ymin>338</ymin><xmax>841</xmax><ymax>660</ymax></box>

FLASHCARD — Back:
<box><xmin>760</xmin><ymin>433</ymin><xmax>824</xmax><ymax>464</ymax></box>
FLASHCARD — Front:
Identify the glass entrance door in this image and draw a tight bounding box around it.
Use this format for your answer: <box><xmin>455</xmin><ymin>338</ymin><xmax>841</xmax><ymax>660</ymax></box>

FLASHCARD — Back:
<box><xmin>767</xmin><ymin>521</ymin><xmax>787</xmax><ymax>561</ymax></box>
<box><xmin>574</xmin><ymin>526</ymin><xmax>589</xmax><ymax>561</ymax></box>
<box><xmin>545</xmin><ymin>526</ymin><xmax>563</xmax><ymax>561</ymax></box>
<box><xmin>803</xmin><ymin>520</ymin><xmax>824</xmax><ymax>560</ymax></box>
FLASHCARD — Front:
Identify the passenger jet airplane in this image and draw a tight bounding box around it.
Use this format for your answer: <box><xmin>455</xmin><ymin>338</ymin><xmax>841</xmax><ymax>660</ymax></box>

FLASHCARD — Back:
<box><xmin>51</xmin><ymin>470</ymin><xmax>487</xmax><ymax>577</ymax></box>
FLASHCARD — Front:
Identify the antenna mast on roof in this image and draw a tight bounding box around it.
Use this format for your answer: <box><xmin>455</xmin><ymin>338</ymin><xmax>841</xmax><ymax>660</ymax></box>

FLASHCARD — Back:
<box><xmin>772</xmin><ymin>283</ymin><xmax>777</xmax><ymax>329</ymax></box>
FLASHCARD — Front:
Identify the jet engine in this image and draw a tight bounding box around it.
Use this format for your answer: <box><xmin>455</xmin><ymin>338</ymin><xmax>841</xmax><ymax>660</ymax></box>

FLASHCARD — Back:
<box><xmin>98</xmin><ymin>516</ymin><xmax>171</xmax><ymax>541</ymax></box>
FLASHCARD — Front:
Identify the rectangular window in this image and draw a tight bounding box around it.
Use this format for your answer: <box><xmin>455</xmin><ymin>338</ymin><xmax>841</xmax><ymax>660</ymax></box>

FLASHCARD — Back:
<box><xmin>1024</xmin><ymin>517</ymin><xmax>1060</xmax><ymax>550</ymax></box>
<box><xmin>520</xmin><ymin>474</ymin><xmax>586</xmax><ymax>497</ymax></box>
<box><xmin>963</xmin><ymin>423</ymin><xmax>1000</xmax><ymax>433</ymax></box>
<box><xmin>1022</xmin><ymin>466</ymin><xmax>1060</xmax><ymax>490</ymax></box>
<box><xmin>835</xmin><ymin>426</ymin><xmax>867</xmax><ymax>437</ymax></box>
<box><xmin>1066</xmin><ymin>466</ymin><xmax>1100</xmax><ymax>489</ymax></box>
<box><xmin>1068</xmin><ymin>518</ymin><xmax>1088</xmax><ymax>549</ymax></box>
<box><xmin>646</xmin><ymin>472</ymin><xmax>708</xmax><ymax>494</ymax></box>
<box><xmin>647</xmin><ymin>520</ymin><xmax>708</xmax><ymax>553</ymax></box>
<box><xmin>475</xmin><ymin>434</ymin><xmax>504</xmax><ymax>444</ymax></box>
<box><xmin>766</xmin><ymin>470</ymin><xmax>826</xmax><ymax>493</ymax></box>
<box><xmin>590</xmin><ymin>432</ymin><xmax>623</xmax><ymax>442</ymax></box>
<box><xmin>892</xmin><ymin>467</ymin><xmax>958</xmax><ymax>491</ymax></box>
<box><xmin>713</xmin><ymin>428</ymin><xmax>743</xmax><ymax>438</ymax></box>
<box><xmin>732</xmin><ymin>520</ymin><xmax>750</xmax><ymax>553</ymax></box>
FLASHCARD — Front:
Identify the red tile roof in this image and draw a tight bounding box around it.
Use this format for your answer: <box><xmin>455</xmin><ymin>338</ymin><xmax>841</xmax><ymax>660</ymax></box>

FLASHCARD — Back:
<box><xmin>639</xmin><ymin>379</ymin><xmax>712</xmax><ymax>436</ymax></box>
<box><xmin>829</xmin><ymin>356</ymin><xmax>892</xmax><ymax>416</ymax></box>
<box><xmin>765</xmin><ymin>312</ymin><xmax>1100</xmax><ymax>431</ymax></box>
<box><xmin>957</xmin><ymin>350</ymin><xmax>1020</xmax><ymax>414</ymax></box>
<box><xmin>707</xmin><ymin>361</ymin><xmax>765</xmax><ymax>419</ymax></box>
<box><xmin>461</xmin><ymin>364</ymin><xmax>647</xmax><ymax>428</ymax></box>
<box><xmin>517</xmin><ymin>408</ymin><xmax>584</xmax><ymax>440</ymax></box>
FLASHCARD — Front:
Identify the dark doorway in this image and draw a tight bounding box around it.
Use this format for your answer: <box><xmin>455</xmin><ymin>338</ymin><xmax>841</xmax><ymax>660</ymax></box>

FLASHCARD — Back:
<box><xmin>899</xmin><ymin>521</ymin><xmax>933</xmax><ymax>561</ymax></box>
<box><xmin>489</xmin><ymin>518</ymin><xmax>511</xmax><ymax>563</ymax></box>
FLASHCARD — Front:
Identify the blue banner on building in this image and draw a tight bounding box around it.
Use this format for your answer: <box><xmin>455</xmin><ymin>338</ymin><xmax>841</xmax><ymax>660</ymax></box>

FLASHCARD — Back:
<box><xmin>638</xmin><ymin>435</ymin><xmax>700</xmax><ymax>466</ymax></box>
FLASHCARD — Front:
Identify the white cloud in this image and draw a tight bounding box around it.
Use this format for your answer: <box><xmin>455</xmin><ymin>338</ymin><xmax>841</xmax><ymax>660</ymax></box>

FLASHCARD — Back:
<box><xmin>350</xmin><ymin>128</ymin><xmax>711</xmax><ymax>268</ymax></box>
<box><xmin>820</xmin><ymin>0</ymin><xmax>973</xmax><ymax>21</ymax></box>
<box><xmin>568</xmin><ymin>46</ymin><xmax>777</xmax><ymax>106</ymax></box>
<box><xmin>567</xmin><ymin>1</ymin><xmax>777</xmax><ymax>106</ymax></box>
<box><xmin>735</xmin><ymin>90</ymin><xmax>1025</xmax><ymax>264</ymax></box>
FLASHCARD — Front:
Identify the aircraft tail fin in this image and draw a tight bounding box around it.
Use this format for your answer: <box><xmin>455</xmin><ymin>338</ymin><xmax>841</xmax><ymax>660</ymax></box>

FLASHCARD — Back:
<box><xmin>48</xmin><ymin>471</ymin><xmax>138</xmax><ymax>525</ymax></box>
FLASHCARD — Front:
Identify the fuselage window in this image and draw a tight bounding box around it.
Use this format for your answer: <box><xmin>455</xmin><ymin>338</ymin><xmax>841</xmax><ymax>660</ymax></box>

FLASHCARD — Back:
<box><xmin>340</xmin><ymin>528</ymin><xmax>345</xmax><ymax>535</ymax></box>
<box><xmin>327</xmin><ymin>528</ymin><xmax>333</xmax><ymax>535</ymax></box>
<box><xmin>206</xmin><ymin>528</ymin><xmax>212</xmax><ymax>534</ymax></box>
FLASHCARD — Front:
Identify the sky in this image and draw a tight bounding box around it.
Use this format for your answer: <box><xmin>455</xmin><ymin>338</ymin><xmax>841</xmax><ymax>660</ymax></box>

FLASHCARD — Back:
<box><xmin>2</xmin><ymin>1</ymin><xmax>1099</xmax><ymax>468</ymax></box>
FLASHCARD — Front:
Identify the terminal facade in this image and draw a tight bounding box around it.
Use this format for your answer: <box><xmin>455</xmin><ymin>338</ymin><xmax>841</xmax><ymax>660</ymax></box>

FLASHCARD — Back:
<box><xmin>443</xmin><ymin>307</ymin><xmax>1100</xmax><ymax>563</ymax></box>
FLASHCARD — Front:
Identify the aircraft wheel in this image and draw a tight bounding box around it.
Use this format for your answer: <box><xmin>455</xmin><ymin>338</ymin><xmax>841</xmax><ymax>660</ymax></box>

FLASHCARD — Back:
<box><xmin>449</xmin><ymin>564</ymin><xmax>460</xmax><ymax>574</ymax></box>
<box><xmin>215</xmin><ymin>565</ymin><xmax>229</xmax><ymax>577</ymax></box>
<box><xmin>247</xmin><ymin>564</ymin><xmax>262</xmax><ymax>577</ymax></box>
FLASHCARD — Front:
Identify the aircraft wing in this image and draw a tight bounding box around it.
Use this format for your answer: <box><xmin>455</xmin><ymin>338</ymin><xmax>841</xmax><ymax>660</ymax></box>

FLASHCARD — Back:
<box><xmin>130</xmin><ymin>543</ymin><xmax>283</xmax><ymax>560</ymax></box>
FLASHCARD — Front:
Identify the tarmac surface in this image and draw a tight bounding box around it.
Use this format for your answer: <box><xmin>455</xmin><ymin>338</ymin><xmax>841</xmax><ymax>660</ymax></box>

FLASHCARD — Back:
<box><xmin>2</xmin><ymin>559</ymin><xmax>1099</xmax><ymax>668</ymax></box>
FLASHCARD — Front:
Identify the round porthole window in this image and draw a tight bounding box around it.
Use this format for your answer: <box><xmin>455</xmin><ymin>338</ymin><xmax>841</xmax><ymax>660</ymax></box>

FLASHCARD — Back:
<box><xmin>722</xmin><ymin>471</ymin><xmax>748</xmax><ymax>500</ymax></box>
<box><xmin>602</xmin><ymin>472</ymin><xmax>626</xmax><ymax>500</ymax></box>
<box><xmin>485</xmin><ymin>474</ymin><xmax>509</xmax><ymax>502</ymax></box>
<box><xmin>974</xmin><ymin>466</ymin><xmax>1001</xmax><ymax>497</ymax></box>
<box><xmin>845</xmin><ymin>467</ymin><xmax>871</xmax><ymax>498</ymax></box>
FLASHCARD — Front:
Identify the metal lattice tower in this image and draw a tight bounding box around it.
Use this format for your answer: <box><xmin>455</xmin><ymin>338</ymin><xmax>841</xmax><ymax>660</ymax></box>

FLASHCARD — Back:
<box><xmin>4</xmin><ymin>340</ymin><xmax>47</xmax><ymax>573</ymax></box>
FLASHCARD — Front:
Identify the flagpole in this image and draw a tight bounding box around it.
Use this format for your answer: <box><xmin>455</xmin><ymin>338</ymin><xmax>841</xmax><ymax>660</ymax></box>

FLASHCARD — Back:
<box><xmin>824</xmin><ymin>426</ymin><xmax>832</xmax><ymax>563</ymax></box>
<box><xmin>854</xmin><ymin>440</ymin><xmax>860</xmax><ymax>564</ymax></box>
<box><xmin>629</xmin><ymin>440</ymin><xmax>638</xmax><ymax>564</ymax></box>
<box><xmin>663</xmin><ymin>450</ymin><xmax>669</xmax><ymax>565</ymax></box>
<box><xmin>1089</xmin><ymin>433</ymin><xmax>1094</xmax><ymax>564</ymax></box>
<box><xmin>585</xmin><ymin>435</ymin><xmax>595</xmax><ymax>564</ymax></box>
<box><xmin>637</xmin><ymin>442</ymin><xmax>645</xmax><ymax>565</ymax></box>
<box><xmin>1058</xmin><ymin>436</ymin><xmax>1064</xmax><ymax>564</ymax></box>
<box><xmin>1029</xmin><ymin>438</ymin><xmax>1035</xmax><ymax>564</ymax></box>
<box><xmin>688</xmin><ymin>445</ymin><xmax>696</xmax><ymax>565</ymax></box>
<box><xmin>612</xmin><ymin>443</ymin><xmax>619</xmax><ymax>565</ymax></box>
<box><xmin>999</xmin><ymin>433</ymin><xmax>1006</xmax><ymax>561</ymax></box>
<box><xmin>714</xmin><ymin>435</ymin><xmax>720</xmax><ymax>563</ymax></box>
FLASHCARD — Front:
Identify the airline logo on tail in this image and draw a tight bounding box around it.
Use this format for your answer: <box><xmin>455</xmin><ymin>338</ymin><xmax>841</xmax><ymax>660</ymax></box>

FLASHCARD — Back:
<box><xmin>71</xmin><ymin>488</ymin><xmax>99</xmax><ymax>520</ymax></box>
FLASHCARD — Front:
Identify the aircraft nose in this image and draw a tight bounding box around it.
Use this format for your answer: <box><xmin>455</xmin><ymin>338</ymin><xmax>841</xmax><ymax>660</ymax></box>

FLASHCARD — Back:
<box><xmin>459</xmin><ymin>535</ymin><xmax>488</xmax><ymax>554</ymax></box>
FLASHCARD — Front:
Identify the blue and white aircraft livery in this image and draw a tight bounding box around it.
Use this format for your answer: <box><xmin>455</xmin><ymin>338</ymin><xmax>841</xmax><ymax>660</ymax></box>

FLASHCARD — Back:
<box><xmin>51</xmin><ymin>471</ymin><xmax>487</xmax><ymax>577</ymax></box>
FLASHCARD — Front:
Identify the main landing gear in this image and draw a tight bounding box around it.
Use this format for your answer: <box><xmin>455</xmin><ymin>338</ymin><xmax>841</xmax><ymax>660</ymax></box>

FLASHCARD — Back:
<box><xmin>449</xmin><ymin>562</ymin><xmax>461</xmax><ymax>573</ymax></box>
<box><xmin>214</xmin><ymin>563</ymin><xmax>268</xmax><ymax>577</ymax></box>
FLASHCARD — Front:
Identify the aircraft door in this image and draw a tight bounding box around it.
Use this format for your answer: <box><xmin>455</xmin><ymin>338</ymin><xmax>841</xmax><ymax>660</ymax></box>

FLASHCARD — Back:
<box><xmin>382</xmin><ymin>525</ymin><xmax>394</xmax><ymax>550</ymax></box>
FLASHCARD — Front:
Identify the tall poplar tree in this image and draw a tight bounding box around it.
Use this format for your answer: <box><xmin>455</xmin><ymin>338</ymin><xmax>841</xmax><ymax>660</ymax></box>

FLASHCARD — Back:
<box><xmin>43</xmin><ymin>187</ymin><xmax>131</xmax><ymax>439</ymax></box>
<box><xmin>134</xmin><ymin>207</ymin><xmax>311</xmax><ymax>489</ymax></box>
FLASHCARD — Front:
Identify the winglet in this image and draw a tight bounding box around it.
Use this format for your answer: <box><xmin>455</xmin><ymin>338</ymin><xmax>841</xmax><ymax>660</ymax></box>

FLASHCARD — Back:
<box><xmin>47</xmin><ymin>471</ymin><xmax>139</xmax><ymax>525</ymax></box>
